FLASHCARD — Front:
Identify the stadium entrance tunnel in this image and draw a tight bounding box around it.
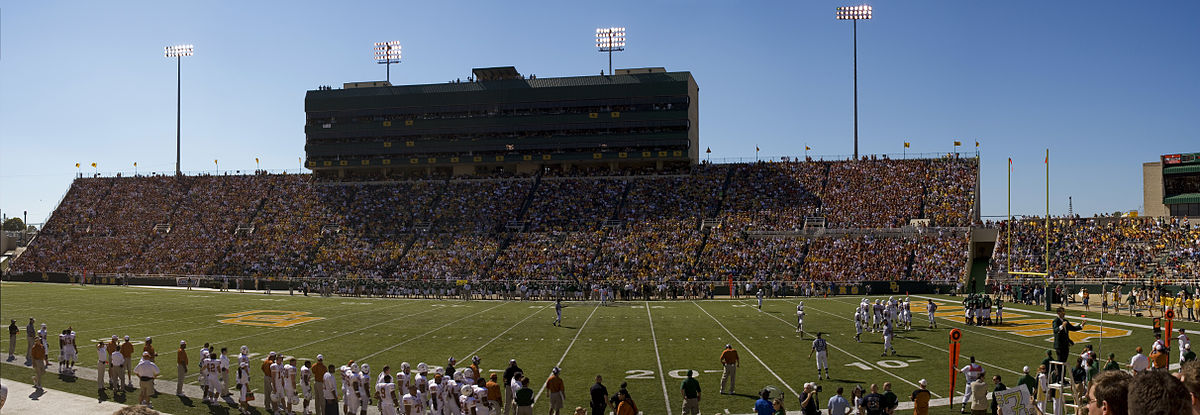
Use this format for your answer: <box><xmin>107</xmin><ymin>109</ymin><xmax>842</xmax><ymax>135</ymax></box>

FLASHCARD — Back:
<box><xmin>968</xmin><ymin>227</ymin><xmax>998</xmax><ymax>293</ymax></box>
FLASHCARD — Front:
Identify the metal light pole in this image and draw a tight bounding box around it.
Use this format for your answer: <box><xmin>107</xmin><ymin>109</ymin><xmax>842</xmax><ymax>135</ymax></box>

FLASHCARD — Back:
<box><xmin>374</xmin><ymin>41</ymin><xmax>402</xmax><ymax>83</ymax></box>
<box><xmin>837</xmin><ymin>5</ymin><xmax>871</xmax><ymax>160</ymax></box>
<box><xmin>165</xmin><ymin>44</ymin><xmax>193</xmax><ymax>176</ymax></box>
<box><xmin>595</xmin><ymin>27</ymin><xmax>626</xmax><ymax>75</ymax></box>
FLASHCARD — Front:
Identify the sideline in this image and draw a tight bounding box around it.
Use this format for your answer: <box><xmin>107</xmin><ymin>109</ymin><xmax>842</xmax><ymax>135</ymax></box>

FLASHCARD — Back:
<box><xmin>0</xmin><ymin>379</ymin><xmax>138</xmax><ymax>415</ymax></box>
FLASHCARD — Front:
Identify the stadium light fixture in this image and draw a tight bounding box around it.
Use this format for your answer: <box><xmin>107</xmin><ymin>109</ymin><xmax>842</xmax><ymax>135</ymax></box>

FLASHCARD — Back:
<box><xmin>595</xmin><ymin>27</ymin><xmax>626</xmax><ymax>75</ymax></box>
<box><xmin>374</xmin><ymin>41</ymin><xmax>402</xmax><ymax>83</ymax></box>
<box><xmin>836</xmin><ymin>5</ymin><xmax>871</xmax><ymax>160</ymax></box>
<box><xmin>164</xmin><ymin>44</ymin><xmax>193</xmax><ymax>176</ymax></box>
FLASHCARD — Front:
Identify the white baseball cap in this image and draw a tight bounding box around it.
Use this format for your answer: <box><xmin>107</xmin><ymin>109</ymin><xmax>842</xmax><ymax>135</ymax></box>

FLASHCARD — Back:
<box><xmin>180</xmin><ymin>340</ymin><xmax>187</xmax><ymax>345</ymax></box>
<box><xmin>919</xmin><ymin>379</ymin><xmax>927</xmax><ymax>386</ymax></box>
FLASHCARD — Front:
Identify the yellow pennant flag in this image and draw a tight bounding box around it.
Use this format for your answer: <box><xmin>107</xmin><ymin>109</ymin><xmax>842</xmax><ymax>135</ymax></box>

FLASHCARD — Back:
<box><xmin>975</xmin><ymin>141</ymin><xmax>980</xmax><ymax>147</ymax></box>
<box><xmin>90</xmin><ymin>162</ymin><xmax>97</xmax><ymax>168</ymax></box>
<box><xmin>953</xmin><ymin>141</ymin><xmax>962</xmax><ymax>146</ymax></box>
<box><xmin>904</xmin><ymin>142</ymin><xmax>910</xmax><ymax>148</ymax></box>
<box><xmin>75</xmin><ymin>163</ymin><xmax>80</xmax><ymax>168</ymax></box>
<box><xmin>805</xmin><ymin>146</ymin><xmax>811</xmax><ymax>151</ymax></box>
<box><xmin>214</xmin><ymin>159</ymin><xmax>218</xmax><ymax>165</ymax></box>
<box><xmin>255</xmin><ymin>157</ymin><xmax>260</xmax><ymax>164</ymax></box>
<box><xmin>133</xmin><ymin>162</ymin><xmax>137</xmax><ymax>167</ymax></box>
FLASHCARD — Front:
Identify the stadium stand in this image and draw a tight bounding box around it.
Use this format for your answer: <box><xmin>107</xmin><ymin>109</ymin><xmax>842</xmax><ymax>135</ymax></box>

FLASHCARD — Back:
<box><xmin>988</xmin><ymin>217</ymin><xmax>1200</xmax><ymax>281</ymax></box>
<box><xmin>12</xmin><ymin>157</ymin><xmax>997</xmax><ymax>283</ymax></box>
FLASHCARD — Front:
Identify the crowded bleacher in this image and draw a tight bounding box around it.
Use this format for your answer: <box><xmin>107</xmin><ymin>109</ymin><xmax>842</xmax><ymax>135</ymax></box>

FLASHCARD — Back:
<box><xmin>12</xmin><ymin>157</ymin><xmax>992</xmax><ymax>284</ymax></box>
<box><xmin>988</xmin><ymin>216</ymin><xmax>1200</xmax><ymax>281</ymax></box>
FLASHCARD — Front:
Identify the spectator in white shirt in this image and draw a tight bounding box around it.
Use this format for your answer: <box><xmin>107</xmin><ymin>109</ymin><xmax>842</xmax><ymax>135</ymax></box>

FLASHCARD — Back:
<box><xmin>1128</xmin><ymin>347</ymin><xmax>1150</xmax><ymax>374</ymax></box>
<box><xmin>133</xmin><ymin>352</ymin><xmax>160</xmax><ymax>407</ymax></box>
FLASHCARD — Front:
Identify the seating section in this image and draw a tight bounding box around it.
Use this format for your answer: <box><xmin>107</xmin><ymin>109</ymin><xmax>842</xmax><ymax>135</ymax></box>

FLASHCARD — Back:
<box><xmin>988</xmin><ymin>217</ymin><xmax>1200</xmax><ymax>280</ymax></box>
<box><xmin>14</xmin><ymin>157</ymin><xmax>993</xmax><ymax>282</ymax></box>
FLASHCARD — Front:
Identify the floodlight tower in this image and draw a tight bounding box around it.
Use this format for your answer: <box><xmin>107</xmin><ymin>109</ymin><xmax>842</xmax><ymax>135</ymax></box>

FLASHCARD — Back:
<box><xmin>164</xmin><ymin>44</ymin><xmax>193</xmax><ymax>176</ymax></box>
<box><xmin>836</xmin><ymin>5</ymin><xmax>871</xmax><ymax>160</ymax></box>
<box><xmin>595</xmin><ymin>27</ymin><xmax>626</xmax><ymax>75</ymax></box>
<box><xmin>374</xmin><ymin>41</ymin><xmax>402</xmax><ymax>83</ymax></box>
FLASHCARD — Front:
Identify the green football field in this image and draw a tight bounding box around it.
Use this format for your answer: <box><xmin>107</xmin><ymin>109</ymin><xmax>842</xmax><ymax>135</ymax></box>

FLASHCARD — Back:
<box><xmin>1</xmin><ymin>281</ymin><xmax>1190</xmax><ymax>414</ymax></box>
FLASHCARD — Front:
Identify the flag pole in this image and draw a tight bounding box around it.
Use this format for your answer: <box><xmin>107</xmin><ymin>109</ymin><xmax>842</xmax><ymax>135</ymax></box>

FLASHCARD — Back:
<box><xmin>1007</xmin><ymin>157</ymin><xmax>1011</xmax><ymax>276</ymax></box>
<box><xmin>1044</xmin><ymin>148</ymin><xmax>1051</xmax><ymax>311</ymax></box>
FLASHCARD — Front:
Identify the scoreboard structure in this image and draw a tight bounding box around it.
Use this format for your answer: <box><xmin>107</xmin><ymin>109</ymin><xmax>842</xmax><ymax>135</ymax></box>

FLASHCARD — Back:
<box><xmin>1146</xmin><ymin>152</ymin><xmax>1200</xmax><ymax>217</ymax></box>
<box><xmin>304</xmin><ymin>67</ymin><xmax>698</xmax><ymax>180</ymax></box>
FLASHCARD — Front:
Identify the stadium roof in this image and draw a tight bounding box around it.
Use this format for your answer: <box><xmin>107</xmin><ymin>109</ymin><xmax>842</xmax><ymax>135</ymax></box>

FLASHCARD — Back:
<box><xmin>307</xmin><ymin>71</ymin><xmax>693</xmax><ymax>98</ymax></box>
<box><xmin>1163</xmin><ymin>165</ymin><xmax>1200</xmax><ymax>175</ymax></box>
<box><xmin>1164</xmin><ymin>193</ymin><xmax>1200</xmax><ymax>204</ymax></box>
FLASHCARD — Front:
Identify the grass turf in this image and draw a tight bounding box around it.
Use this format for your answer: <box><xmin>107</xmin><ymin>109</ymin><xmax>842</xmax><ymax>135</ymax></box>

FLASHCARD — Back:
<box><xmin>2</xmin><ymin>281</ymin><xmax>1191</xmax><ymax>414</ymax></box>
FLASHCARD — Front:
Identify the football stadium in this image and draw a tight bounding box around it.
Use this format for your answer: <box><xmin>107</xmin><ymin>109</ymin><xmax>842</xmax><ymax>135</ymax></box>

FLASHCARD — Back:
<box><xmin>2</xmin><ymin>3</ymin><xmax>1199</xmax><ymax>415</ymax></box>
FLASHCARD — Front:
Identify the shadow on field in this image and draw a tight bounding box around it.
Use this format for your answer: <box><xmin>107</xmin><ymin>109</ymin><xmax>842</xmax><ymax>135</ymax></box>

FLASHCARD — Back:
<box><xmin>830</xmin><ymin>378</ymin><xmax>864</xmax><ymax>384</ymax></box>
<box><xmin>178</xmin><ymin>394</ymin><xmax>195</xmax><ymax>406</ymax></box>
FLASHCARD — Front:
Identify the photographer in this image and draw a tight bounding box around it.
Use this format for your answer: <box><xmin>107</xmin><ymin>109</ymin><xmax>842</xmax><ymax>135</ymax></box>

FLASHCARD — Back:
<box><xmin>799</xmin><ymin>382</ymin><xmax>820</xmax><ymax>415</ymax></box>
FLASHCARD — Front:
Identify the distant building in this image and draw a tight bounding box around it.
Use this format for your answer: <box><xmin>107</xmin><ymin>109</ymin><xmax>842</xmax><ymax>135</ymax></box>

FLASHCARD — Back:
<box><xmin>1144</xmin><ymin>152</ymin><xmax>1200</xmax><ymax>217</ymax></box>
<box><xmin>304</xmin><ymin>66</ymin><xmax>698</xmax><ymax>179</ymax></box>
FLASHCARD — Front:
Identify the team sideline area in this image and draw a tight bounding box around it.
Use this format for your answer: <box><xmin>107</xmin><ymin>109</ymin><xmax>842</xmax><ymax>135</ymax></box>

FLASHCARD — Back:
<box><xmin>1</xmin><ymin>281</ymin><xmax>1187</xmax><ymax>415</ymax></box>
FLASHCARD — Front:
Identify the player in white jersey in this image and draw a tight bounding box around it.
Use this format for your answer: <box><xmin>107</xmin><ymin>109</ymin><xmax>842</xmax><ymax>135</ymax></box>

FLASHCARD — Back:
<box><xmin>358</xmin><ymin>364</ymin><xmax>372</xmax><ymax>415</ymax></box>
<box><xmin>219</xmin><ymin>348</ymin><xmax>231</xmax><ymax>397</ymax></box>
<box><xmin>59</xmin><ymin>329</ymin><xmax>76</xmax><ymax>374</ymax></box>
<box><xmin>959</xmin><ymin>357</ymin><xmax>983</xmax><ymax>413</ymax></box>
<box><xmin>459</xmin><ymin>384</ymin><xmax>477</xmax><ymax>415</ymax></box>
<box><xmin>881</xmin><ymin>319</ymin><xmax>896</xmax><ymax>356</ymax></box>
<box><xmin>442</xmin><ymin>372</ymin><xmax>460</xmax><ymax>415</ymax></box>
<box><xmin>199</xmin><ymin>353</ymin><xmax>212</xmax><ymax>403</ymax></box>
<box><xmin>270</xmin><ymin>360</ymin><xmax>284</xmax><ymax>410</ymax></box>
<box><xmin>402</xmin><ymin>385</ymin><xmax>419</xmax><ymax>415</ymax></box>
<box><xmin>238</xmin><ymin>345</ymin><xmax>250</xmax><ymax>367</ymax></box>
<box><xmin>428</xmin><ymin>372</ymin><xmax>442</xmax><ymax>414</ymax></box>
<box><xmin>398</xmin><ymin>362</ymin><xmax>412</xmax><ymax>394</ymax></box>
<box><xmin>809</xmin><ymin>332</ymin><xmax>830</xmax><ymax>380</ymax></box>
<box><xmin>927</xmin><ymin>299</ymin><xmax>938</xmax><ymax>328</ymax></box>
<box><xmin>853</xmin><ymin>310</ymin><xmax>864</xmax><ymax>342</ymax></box>
<box><xmin>345</xmin><ymin>364</ymin><xmax>361</xmax><ymax>415</ymax></box>
<box><xmin>414</xmin><ymin>363</ymin><xmax>429</xmax><ymax>410</ymax></box>
<box><xmin>301</xmin><ymin>361</ymin><xmax>313</xmax><ymax>415</ymax></box>
<box><xmin>379</xmin><ymin>375</ymin><xmax>398</xmax><ymax>415</ymax></box>
<box><xmin>873</xmin><ymin>300</ymin><xmax>884</xmax><ymax>332</ymax></box>
<box><xmin>795</xmin><ymin>301</ymin><xmax>806</xmax><ymax>334</ymax></box>
<box><xmin>757</xmin><ymin>289</ymin><xmax>764</xmax><ymax>309</ymax></box>
<box><xmin>472</xmin><ymin>384</ymin><xmax>489</xmax><ymax>415</ymax></box>
<box><xmin>208</xmin><ymin>352</ymin><xmax>223</xmax><ymax>403</ymax></box>
<box><xmin>237</xmin><ymin>362</ymin><xmax>251</xmax><ymax>414</ymax></box>
<box><xmin>284</xmin><ymin>358</ymin><xmax>298</xmax><ymax>414</ymax></box>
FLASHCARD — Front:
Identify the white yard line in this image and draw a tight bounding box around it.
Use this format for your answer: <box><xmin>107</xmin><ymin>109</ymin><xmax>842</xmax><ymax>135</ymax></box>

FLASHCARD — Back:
<box><xmin>692</xmin><ymin>301</ymin><xmax>801</xmax><ymax>399</ymax></box>
<box><xmin>646</xmin><ymin>301</ymin><xmax>674</xmax><ymax>415</ymax></box>
<box><xmin>534</xmin><ymin>303</ymin><xmax>600</xmax><ymax>403</ymax></box>
<box><xmin>459</xmin><ymin>303</ymin><xmax>550</xmax><ymax>362</ymax></box>
<box><xmin>743</xmin><ymin>300</ymin><xmax>938</xmax><ymax>398</ymax></box>
<box><xmin>358</xmin><ymin>302</ymin><xmax>508</xmax><ymax>361</ymax></box>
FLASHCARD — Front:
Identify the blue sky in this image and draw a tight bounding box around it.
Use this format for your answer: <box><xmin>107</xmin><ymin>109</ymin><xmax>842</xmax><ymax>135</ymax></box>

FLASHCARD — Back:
<box><xmin>2</xmin><ymin>1</ymin><xmax>1197</xmax><ymax>224</ymax></box>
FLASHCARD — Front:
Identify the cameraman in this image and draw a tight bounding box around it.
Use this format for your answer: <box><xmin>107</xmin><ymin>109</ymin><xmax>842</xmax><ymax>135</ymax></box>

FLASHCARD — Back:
<box><xmin>799</xmin><ymin>382</ymin><xmax>820</xmax><ymax>415</ymax></box>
